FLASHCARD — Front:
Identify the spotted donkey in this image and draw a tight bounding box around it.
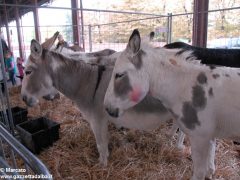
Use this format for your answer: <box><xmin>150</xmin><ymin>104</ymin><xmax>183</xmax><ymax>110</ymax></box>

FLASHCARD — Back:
<box><xmin>164</xmin><ymin>41</ymin><xmax>240</xmax><ymax>146</ymax></box>
<box><xmin>104</xmin><ymin>29</ymin><xmax>240</xmax><ymax>180</ymax></box>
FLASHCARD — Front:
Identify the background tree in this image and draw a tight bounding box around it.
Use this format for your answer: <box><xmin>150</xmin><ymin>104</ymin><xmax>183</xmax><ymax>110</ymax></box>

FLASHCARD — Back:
<box><xmin>63</xmin><ymin>12</ymin><xmax>73</xmax><ymax>44</ymax></box>
<box><xmin>105</xmin><ymin>0</ymin><xmax>168</xmax><ymax>43</ymax></box>
<box><xmin>82</xmin><ymin>0</ymin><xmax>240</xmax><ymax>46</ymax></box>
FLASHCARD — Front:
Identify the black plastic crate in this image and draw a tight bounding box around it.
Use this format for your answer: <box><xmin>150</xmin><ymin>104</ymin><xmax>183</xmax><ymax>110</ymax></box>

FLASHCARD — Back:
<box><xmin>16</xmin><ymin>117</ymin><xmax>60</xmax><ymax>154</ymax></box>
<box><xmin>0</xmin><ymin>106</ymin><xmax>28</xmax><ymax>126</ymax></box>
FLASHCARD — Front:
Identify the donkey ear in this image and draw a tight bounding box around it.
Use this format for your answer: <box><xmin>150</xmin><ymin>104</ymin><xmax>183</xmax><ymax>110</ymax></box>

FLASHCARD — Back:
<box><xmin>127</xmin><ymin>29</ymin><xmax>141</xmax><ymax>54</ymax></box>
<box><xmin>30</xmin><ymin>39</ymin><xmax>42</xmax><ymax>59</ymax></box>
<box><xmin>42</xmin><ymin>31</ymin><xmax>59</xmax><ymax>50</ymax></box>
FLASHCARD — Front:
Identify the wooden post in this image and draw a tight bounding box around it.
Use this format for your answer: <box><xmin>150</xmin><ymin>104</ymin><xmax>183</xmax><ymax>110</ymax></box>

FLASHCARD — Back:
<box><xmin>71</xmin><ymin>0</ymin><xmax>80</xmax><ymax>46</ymax></box>
<box><xmin>3</xmin><ymin>1</ymin><xmax>12</xmax><ymax>50</ymax></box>
<box><xmin>32</xmin><ymin>0</ymin><xmax>41</xmax><ymax>42</ymax></box>
<box><xmin>192</xmin><ymin>0</ymin><xmax>209</xmax><ymax>47</ymax></box>
<box><xmin>15</xmin><ymin>1</ymin><xmax>25</xmax><ymax>58</ymax></box>
<box><xmin>79</xmin><ymin>0</ymin><xmax>85</xmax><ymax>51</ymax></box>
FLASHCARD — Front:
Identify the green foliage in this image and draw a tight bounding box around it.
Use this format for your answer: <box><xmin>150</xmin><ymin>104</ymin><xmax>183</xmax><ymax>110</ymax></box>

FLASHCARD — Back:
<box><xmin>63</xmin><ymin>12</ymin><xmax>73</xmax><ymax>43</ymax></box>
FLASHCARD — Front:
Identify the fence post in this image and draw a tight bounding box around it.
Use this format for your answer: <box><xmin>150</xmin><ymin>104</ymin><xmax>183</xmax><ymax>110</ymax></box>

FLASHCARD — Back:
<box><xmin>0</xmin><ymin>37</ymin><xmax>15</xmax><ymax>135</ymax></box>
<box><xmin>167</xmin><ymin>13</ymin><xmax>172</xmax><ymax>44</ymax></box>
<box><xmin>88</xmin><ymin>25</ymin><xmax>92</xmax><ymax>52</ymax></box>
<box><xmin>192</xmin><ymin>0</ymin><xmax>209</xmax><ymax>47</ymax></box>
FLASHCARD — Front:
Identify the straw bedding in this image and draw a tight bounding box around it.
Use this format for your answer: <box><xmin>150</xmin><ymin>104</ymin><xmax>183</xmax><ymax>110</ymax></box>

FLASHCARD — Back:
<box><xmin>8</xmin><ymin>86</ymin><xmax>240</xmax><ymax>180</ymax></box>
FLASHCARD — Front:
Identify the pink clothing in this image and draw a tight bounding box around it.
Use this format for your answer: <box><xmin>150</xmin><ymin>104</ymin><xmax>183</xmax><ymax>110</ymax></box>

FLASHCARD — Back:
<box><xmin>17</xmin><ymin>63</ymin><xmax>24</xmax><ymax>77</ymax></box>
<box><xmin>16</xmin><ymin>58</ymin><xmax>24</xmax><ymax>78</ymax></box>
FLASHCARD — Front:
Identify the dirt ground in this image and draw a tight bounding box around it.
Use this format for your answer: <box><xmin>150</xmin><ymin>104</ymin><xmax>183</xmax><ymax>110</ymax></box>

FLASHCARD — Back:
<box><xmin>8</xmin><ymin>86</ymin><xmax>240</xmax><ymax>180</ymax></box>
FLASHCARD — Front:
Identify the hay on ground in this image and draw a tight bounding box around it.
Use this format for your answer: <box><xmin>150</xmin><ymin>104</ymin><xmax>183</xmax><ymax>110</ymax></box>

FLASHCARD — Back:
<box><xmin>7</xmin><ymin>86</ymin><xmax>240</xmax><ymax>180</ymax></box>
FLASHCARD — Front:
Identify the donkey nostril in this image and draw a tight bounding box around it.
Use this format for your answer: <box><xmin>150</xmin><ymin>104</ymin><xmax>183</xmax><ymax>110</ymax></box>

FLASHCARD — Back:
<box><xmin>22</xmin><ymin>95</ymin><xmax>27</xmax><ymax>102</ymax></box>
<box><xmin>115</xmin><ymin>108</ymin><xmax>119</xmax><ymax>117</ymax></box>
<box><xmin>105</xmin><ymin>107</ymin><xmax>110</xmax><ymax>114</ymax></box>
<box><xmin>105</xmin><ymin>107</ymin><xmax>119</xmax><ymax>118</ymax></box>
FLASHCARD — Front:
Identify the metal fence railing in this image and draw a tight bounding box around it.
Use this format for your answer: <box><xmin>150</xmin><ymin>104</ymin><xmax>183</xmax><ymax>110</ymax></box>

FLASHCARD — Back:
<box><xmin>2</xmin><ymin>4</ymin><xmax>240</xmax><ymax>58</ymax></box>
<box><xmin>0</xmin><ymin>37</ymin><xmax>52</xmax><ymax>179</ymax></box>
<box><xmin>0</xmin><ymin>125</ymin><xmax>53</xmax><ymax>179</ymax></box>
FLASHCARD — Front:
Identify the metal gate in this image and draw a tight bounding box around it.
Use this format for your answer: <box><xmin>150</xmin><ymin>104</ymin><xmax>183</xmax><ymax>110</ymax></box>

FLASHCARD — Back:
<box><xmin>0</xmin><ymin>37</ymin><xmax>52</xmax><ymax>179</ymax></box>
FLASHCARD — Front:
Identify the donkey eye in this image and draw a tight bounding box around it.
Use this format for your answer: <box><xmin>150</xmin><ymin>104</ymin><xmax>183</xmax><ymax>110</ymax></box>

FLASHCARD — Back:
<box><xmin>115</xmin><ymin>73</ymin><xmax>124</xmax><ymax>79</ymax></box>
<box><xmin>25</xmin><ymin>70</ymin><xmax>32</xmax><ymax>75</ymax></box>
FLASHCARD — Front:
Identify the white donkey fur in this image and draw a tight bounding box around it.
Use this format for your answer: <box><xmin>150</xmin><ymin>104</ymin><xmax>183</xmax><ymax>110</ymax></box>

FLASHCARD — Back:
<box><xmin>104</xmin><ymin>29</ymin><xmax>240</xmax><ymax>180</ymax></box>
<box><xmin>57</xmin><ymin>43</ymin><xmax>186</xmax><ymax>149</ymax></box>
<box><xmin>21</xmin><ymin>32</ymin><xmax>183</xmax><ymax>166</ymax></box>
<box><xmin>53</xmin><ymin>33</ymin><xmax>186</xmax><ymax>149</ymax></box>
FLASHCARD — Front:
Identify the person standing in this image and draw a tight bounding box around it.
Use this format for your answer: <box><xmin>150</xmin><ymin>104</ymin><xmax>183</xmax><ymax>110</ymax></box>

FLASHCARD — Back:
<box><xmin>0</xmin><ymin>32</ymin><xmax>9</xmax><ymax>56</ymax></box>
<box><xmin>5</xmin><ymin>51</ymin><xmax>16</xmax><ymax>86</ymax></box>
<box><xmin>16</xmin><ymin>57</ymin><xmax>24</xmax><ymax>81</ymax></box>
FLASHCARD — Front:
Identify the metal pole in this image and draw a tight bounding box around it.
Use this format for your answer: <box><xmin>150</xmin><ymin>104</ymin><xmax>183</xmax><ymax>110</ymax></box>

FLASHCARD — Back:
<box><xmin>167</xmin><ymin>13</ymin><xmax>172</xmax><ymax>44</ymax></box>
<box><xmin>3</xmin><ymin>0</ymin><xmax>12</xmax><ymax>50</ymax></box>
<box><xmin>1</xmin><ymin>2</ymin><xmax>240</xmax><ymax>17</ymax></box>
<box><xmin>15</xmin><ymin>1</ymin><xmax>25</xmax><ymax>58</ymax></box>
<box><xmin>0</xmin><ymin>138</ymin><xmax>6</xmax><ymax>159</ymax></box>
<box><xmin>0</xmin><ymin>37</ymin><xmax>15</xmax><ymax>135</ymax></box>
<box><xmin>71</xmin><ymin>0</ymin><xmax>80</xmax><ymax>46</ymax></box>
<box><xmin>79</xmin><ymin>0</ymin><xmax>85</xmax><ymax>51</ymax></box>
<box><xmin>24</xmin><ymin>163</ymin><xmax>30</xmax><ymax>174</ymax></box>
<box><xmin>192</xmin><ymin>0</ymin><xmax>209</xmax><ymax>47</ymax></box>
<box><xmin>0</xmin><ymin>3</ymin><xmax>166</xmax><ymax>17</ymax></box>
<box><xmin>88</xmin><ymin>25</ymin><xmax>92</xmax><ymax>52</ymax></box>
<box><xmin>10</xmin><ymin>149</ymin><xmax>17</xmax><ymax>169</ymax></box>
<box><xmin>33</xmin><ymin>0</ymin><xmax>41</xmax><ymax>42</ymax></box>
<box><xmin>0</xmin><ymin>85</ymin><xmax>8</xmax><ymax>127</ymax></box>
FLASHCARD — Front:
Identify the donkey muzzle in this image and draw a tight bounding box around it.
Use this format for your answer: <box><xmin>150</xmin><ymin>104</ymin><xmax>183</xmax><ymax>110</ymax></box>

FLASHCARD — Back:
<box><xmin>21</xmin><ymin>94</ymin><xmax>39</xmax><ymax>107</ymax></box>
<box><xmin>42</xmin><ymin>92</ymin><xmax>60</xmax><ymax>101</ymax></box>
<box><xmin>105</xmin><ymin>107</ymin><xmax>119</xmax><ymax>118</ymax></box>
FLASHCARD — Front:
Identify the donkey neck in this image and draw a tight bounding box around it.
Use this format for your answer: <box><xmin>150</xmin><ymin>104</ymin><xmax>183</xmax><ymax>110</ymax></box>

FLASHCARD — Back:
<box><xmin>45</xmin><ymin>50</ymin><xmax>111</xmax><ymax>109</ymax></box>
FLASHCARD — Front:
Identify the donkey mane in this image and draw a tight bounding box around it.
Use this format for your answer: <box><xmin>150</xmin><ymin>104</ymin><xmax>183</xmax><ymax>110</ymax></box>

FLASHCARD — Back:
<box><xmin>163</xmin><ymin>42</ymin><xmax>195</xmax><ymax>59</ymax></box>
<box><xmin>165</xmin><ymin>42</ymin><xmax>240</xmax><ymax>68</ymax></box>
<box><xmin>141</xmin><ymin>42</ymin><xmax>201</xmax><ymax>68</ymax></box>
<box><xmin>171</xmin><ymin>49</ymin><xmax>200</xmax><ymax>65</ymax></box>
<box><xmin>44</xmin><ymin>48</ymin><xmax>109</xmax><ymax>98</ymax></box>
<box><xmin>44</xmin><ymin>48</ymin><xmax>107</xmax><ymax>71</ymax></box>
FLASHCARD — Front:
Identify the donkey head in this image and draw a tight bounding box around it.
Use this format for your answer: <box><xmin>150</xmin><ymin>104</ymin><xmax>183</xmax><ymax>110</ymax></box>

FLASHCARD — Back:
<box><xmin>104</xmin><ymin>29</ymin><xmax>150</xmax><ymax>117</ymax></box>
<box><xmin>21</xmin><ymin>32</ymin><xmax>60</xmax><ymax>107</ymax></box>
